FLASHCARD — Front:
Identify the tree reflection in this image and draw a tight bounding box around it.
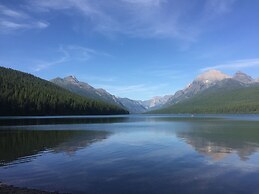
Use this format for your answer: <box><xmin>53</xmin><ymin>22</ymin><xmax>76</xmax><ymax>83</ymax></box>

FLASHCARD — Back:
<box><xmin>0</xmin><ymin>129</ymin><xmax>110</xmax><ymax>166</ymax></box>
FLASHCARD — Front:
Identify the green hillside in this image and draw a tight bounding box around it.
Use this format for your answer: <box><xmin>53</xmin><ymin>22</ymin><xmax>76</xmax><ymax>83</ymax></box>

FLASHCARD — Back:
<box><xmin>0</xmin><ymin>67</ymin><xmax>128</xmax><ymax>116</ymax></box>
<box><xmin>150</xmin><ymin>82</ymin><xmax>259</xmax><ymax>114</ymax></box>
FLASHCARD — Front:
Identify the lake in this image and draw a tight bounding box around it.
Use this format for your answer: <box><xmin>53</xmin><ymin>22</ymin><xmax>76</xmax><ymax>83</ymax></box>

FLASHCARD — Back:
<box><xmin>1</xmin><ymin>114</ymin><xmax>259</xmax><ymax>194</ymax></box>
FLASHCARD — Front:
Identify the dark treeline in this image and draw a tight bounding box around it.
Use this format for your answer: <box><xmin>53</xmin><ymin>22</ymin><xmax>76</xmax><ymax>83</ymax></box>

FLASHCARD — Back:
<box><xmin>0</xmin><ymin>67</ymin><xmax>128</xmax><ymax>116</ymax></box>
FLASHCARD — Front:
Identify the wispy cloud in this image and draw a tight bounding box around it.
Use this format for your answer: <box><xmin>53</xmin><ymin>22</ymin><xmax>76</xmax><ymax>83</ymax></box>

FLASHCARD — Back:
<box><xmin>201</xmin><ymin>58</ymin><xmax>259</xmax><ymax>72</ymax></box>
<box><xmin>33</xmin><ymin>47</ymin><xmax>69</xmax><ymax>72</ymax></box>
<box><xmin>0</xmin><ymin>20</ymin><xmax>49</xmax><ymax>31</ymax></box>
<box><xmin>33</xmin><ymin>45</ymin><xmax>111</xmax><ymax>71</ymax></box>
<box><xmin>0</xmin><ymin>5</ymin><xmax>27</xmax><ymax>18</ymax></box>
<box><xmin>204</xmin><ymin>0</ymin><xmax>236</xmax><ymax>17</ymax></box>
<box><xmin>2</xmin><ymin>10</ymin><xmax>24</xmax><ymax>18</ymax></box>
<box><xmin>66</xmin><ymin>45</ymin><xmax>112</xmax><ymax>59</ymax></box>
<box><xmin>0</xmin><ymin>4</ymin><xmax>48</xmax><ymax>32</ymax></box>
<box><xmin>26</xmin><ymin>0</ymin><xmax>237</xmax><ymax>41</ymax></box>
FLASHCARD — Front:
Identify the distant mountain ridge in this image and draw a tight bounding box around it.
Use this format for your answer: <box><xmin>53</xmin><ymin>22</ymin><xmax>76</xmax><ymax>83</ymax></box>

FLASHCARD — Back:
<box><xmin>51</xmin><ymin>76</ymin><xmax>146</xmax><ymax>113</ymax></box>
<box><xmin>118</xmin><ymin>97</ymin><xmax>147</xmax><ymax>113</ymax></box>
<box><xmin>156</xmin><ymin>70</ymin><xmax>259</xmax><ymax>108</ymax></box>
<box><xmin>233</xmin><ymin>71</ymin><xmax>254</xmax><ymax>84</ymax></box>
<box><xmin>51</xmin><ymin>76</ymin><xmax>122</xmax><ymax>106</ymax></box>
<box><xmin>51</xmin><ymin>70</ymin><xmax>259</xmax><ymax>114</ymax></box>
<box><xmin>138</xmin><ymin>70</ymin><xmax>238</xmax><ymax>109</ymax></box>
<box><xmin>141</xmin><ymin>95</ymin><xmax>172</xmax><ymax>110</ymax></box>
<box><xmin>149</xmin><ymin>70</ymin><xmax>259</xmax><ymax>114</ymax></box>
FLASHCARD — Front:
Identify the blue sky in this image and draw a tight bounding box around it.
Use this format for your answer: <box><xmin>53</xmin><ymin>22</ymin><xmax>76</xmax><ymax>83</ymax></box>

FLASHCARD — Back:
<box><xmin>1</xmin><ymin>0</ymin><xmax>259</xmax><ymax>100</ymax></box>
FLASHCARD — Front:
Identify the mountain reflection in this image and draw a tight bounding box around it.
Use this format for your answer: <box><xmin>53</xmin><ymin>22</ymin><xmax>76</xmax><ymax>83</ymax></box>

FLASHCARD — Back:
<box><xmin>175</xmin><ymin>120</ymin><xmax>259</xmax><ymax>160</ymax></box>
<box><xmin>0</xmin><ymin>129</ymin><xmax>110</xmax><ymax>166</ymax></box>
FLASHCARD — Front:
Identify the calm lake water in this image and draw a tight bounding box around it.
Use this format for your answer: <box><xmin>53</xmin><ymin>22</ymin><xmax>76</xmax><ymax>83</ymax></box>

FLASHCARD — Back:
<box><xmin>1</xmin><ymin>114</ymin><xmax>259</xmax><ymax>194</ymax></box>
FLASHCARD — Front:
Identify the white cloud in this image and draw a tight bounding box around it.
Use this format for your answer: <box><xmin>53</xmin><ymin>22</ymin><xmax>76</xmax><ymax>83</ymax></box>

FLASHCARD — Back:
<box><xmin>204</xmin><ymin>0</ymin><xmax>236</xmax><ymax>16</ymax></box>
<box><xmin>66</xmin><ymin>45</ymin><xmax>112</xmax><ymax>59</ymax></box>
<box><xmin>201</xmin><ymin>58</ymin><xmax>259</xmax><ymax>72</ymax></box>
<box><xmin>121</xmin><ymin>0</ymin><xmax>163</xmax><ymax>6</ymax></box>
<box><xmin>36</xmin><ymin>21</ymin><xmax>49</xmax><ymax>29</ymax></box>
<box><xmin>0</xmin><ymin>20</ymin><xmax>49</xmax><ymax>31</ymax></box>
<box><xmin>0</xmin><ymin>5</ymin><xmax>27</xmax><ymax>18</ymax></box>
<box><xmin>26</xmin><ymin>0</ymin><xmax>237</xmax><ymax>41</ymax></box>
<box><xmin>34</xmin><ymin>57</ymin><xmax>67</xmax><ymax>72</ymax></box>
<box><xmin>0</xmin><ymin>21</ymin><xmax>25</xmax><ymax>29</ymax></box>
<box><xmin>0</xmin><ymin>4</ymin><xmax>48</xmax><ymax>32</ymax></box>
<box><xmin>33</xmin><ymin>47</ymin><xmax>69</xmax><ymax>72</ymax></box>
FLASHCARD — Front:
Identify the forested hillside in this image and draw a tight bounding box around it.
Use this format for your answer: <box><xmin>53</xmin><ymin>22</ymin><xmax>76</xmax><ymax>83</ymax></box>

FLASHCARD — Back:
<box><xmin>149</xmin><ymin>81</ymin><xmax>259</xmax><ymax>114</ymax></box>
<box><xmin>0</xmin><ymin>67</ymin><xmax>128</xmax><ymax>116</ymax></box>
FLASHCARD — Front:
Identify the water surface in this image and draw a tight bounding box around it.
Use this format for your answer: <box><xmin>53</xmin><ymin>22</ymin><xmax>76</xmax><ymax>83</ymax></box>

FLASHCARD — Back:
<box><xmin>1</xmin><ymin>114</ymin><xmax>259</xmax><ymax>194</ymax></box>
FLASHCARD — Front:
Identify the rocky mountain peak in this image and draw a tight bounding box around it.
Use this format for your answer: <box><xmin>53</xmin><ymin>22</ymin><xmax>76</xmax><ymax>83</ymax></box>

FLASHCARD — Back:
<box><xmin>233</xmin><ymin>71</ymin><xmax>254</xmax><ymax>83</ymax></box>
<box><xmin>141</xmin><ymin>95</ymin><xmax>172</xmax><ymax>109</ymax></box>
<box><xmin>195</xmin><ymin>70</ymin><xmax>230</xmax><ymax>83</ymax></box>
<box><xmin>51</xmin><ymin>76</ymin><xmax>146</xmax><ymax>113</ymax></box>
<box><xmin>64</xmin><ymin>76</ymin><xmax>79</xmax><ymax>83</ymax></box>
<box><xmin>165</xmin><ymin>70</ymin><xmax>231</xmax><ymax>106</ymax></box>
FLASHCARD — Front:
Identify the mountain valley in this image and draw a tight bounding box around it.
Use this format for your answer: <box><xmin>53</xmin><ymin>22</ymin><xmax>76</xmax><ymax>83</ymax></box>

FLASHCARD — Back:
<box><xmin>1</xmin><ymin>66</ymin><xmax>259</xmax><ymax>115</ymax></box>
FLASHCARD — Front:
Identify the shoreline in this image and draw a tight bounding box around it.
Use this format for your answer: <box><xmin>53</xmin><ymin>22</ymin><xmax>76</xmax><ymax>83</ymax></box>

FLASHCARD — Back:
<box><xmin>0</xmin><ymin>182</ymin><xmax>63</xmax><ymax>194</ymax></box>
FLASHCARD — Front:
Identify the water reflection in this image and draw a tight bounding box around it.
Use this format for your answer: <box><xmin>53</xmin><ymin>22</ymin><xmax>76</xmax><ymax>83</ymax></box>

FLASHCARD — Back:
<box><xmin>0</xmin><ymin>116</ymin><xmax>129</xmax><ymax>126</ymax></box>
<box><xmin>175</xmin><ymin>120</ymin><xmax>259</xmax><ymax>160</ymax></box>
<box><xmin>3</xmin><ymin>114</ymin><xmax>258</xmax><ymax>126</ymax></box>
<box><xmin>0</xmin><ymin>129</ymin><xmax>110</xmax><ymax>166</ymax></box>
<box><xmin>1</xmin><ymin>115</ymin><xmax>259</xmax><ymax>194</ymax></box>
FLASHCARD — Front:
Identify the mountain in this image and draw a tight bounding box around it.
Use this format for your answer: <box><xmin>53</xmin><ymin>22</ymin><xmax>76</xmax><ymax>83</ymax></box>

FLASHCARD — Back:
<box><xmin>117</xmin><ymin>98</ymin><xmax>147</xmax><ymax>113</ymax></box>
<box><xmin>233</xmin><ymin>71</ymin><xmax>254</xmax><ymax>83</ymax></box>
<box><xmin>51</xmin><ymin>76</ymin><xmax>122</xmax><ymax>105</ymax></box>
<box><xmin>53</xmin><ymin>71</ymin><xmax>232</xmax><ymax>112</ymax></box>
<box><xmin>149</xmin><ymin>77</ymin><xmax>259</xmax><ymax>114</ymax></box>
<box><xmin>165</xmin><ymin>70</ymin><xmax>231</xmax><ymax>106</ymax></box>
<box><xmin>147</xmin><ymin>70</ymin><xmax>259</xmax><ymax>111</ymax></box>
<box><xmin>141</xmin><ymin>95</ymin><xmax>172</xmax><ymax>110</ymax></box>
<box><xmin>51</xmin><ymin>76</ymin><xmax>147</xmax><ymax>113</ymax></box>
<box><xmin>196</xmin><ymin>69</ymin><xmax>231</xmax><ymax>82</ymax></box>
<box><xmin>0</xmin><ymin>67</ymin><xmax>128</xmax><ymax>116</ymax></box>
